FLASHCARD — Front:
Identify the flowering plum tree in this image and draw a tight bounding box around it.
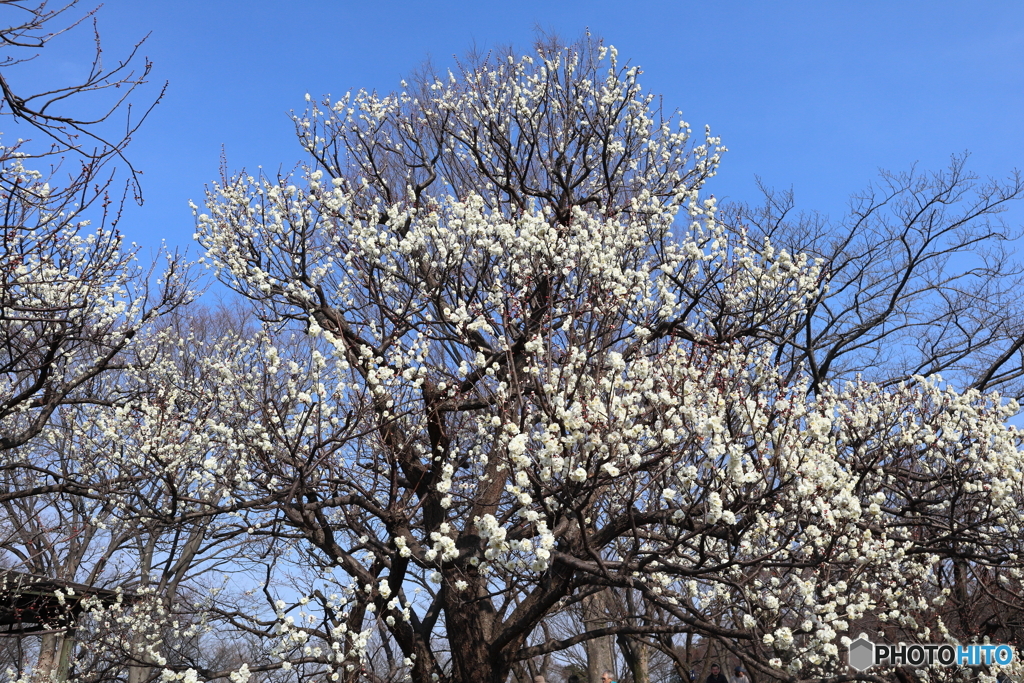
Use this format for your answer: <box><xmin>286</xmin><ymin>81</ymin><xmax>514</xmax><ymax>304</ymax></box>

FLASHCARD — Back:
<box><xmin>0</xmin><ymin>0</ymin><xmax>188</xmax><ymax>455</ymax></box>
<box><xmin>191</xmin><ymin>38</ymin><xmax>1024</xmax><ymax>683</ymax></box>
<box><xmin>0</xmin><ymin>4</ymin><xmax>194</xmax><ymax>680</ymax></box>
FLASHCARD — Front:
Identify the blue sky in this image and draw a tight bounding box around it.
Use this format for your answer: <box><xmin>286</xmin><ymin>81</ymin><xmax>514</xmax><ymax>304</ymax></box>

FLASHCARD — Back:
<box><xmin>9</xmin><ymin>0</ymin><xmax>1024</xmax><ymax>255</ymax></box>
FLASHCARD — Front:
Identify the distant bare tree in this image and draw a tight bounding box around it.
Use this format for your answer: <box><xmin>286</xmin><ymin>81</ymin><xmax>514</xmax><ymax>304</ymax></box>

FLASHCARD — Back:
<box><xmin>723</xmin><ymin>157</ymin><xmax>1024</xmax><ymax>398</ymax></box>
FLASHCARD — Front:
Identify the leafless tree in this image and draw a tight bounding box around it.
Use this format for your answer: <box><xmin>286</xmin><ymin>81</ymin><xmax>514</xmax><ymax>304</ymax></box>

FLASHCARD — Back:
<box><xmin>723</xmin><ymin>158</ymin><xmax>1024</xmax><ymax>398</ymax></box>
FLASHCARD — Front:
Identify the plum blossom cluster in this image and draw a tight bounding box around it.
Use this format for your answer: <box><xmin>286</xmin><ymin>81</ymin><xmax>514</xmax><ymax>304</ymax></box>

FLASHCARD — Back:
<box><xmin>0</xmin><ymin>140</ymin><xmax>191</xmax><ymax>454</ymax></box>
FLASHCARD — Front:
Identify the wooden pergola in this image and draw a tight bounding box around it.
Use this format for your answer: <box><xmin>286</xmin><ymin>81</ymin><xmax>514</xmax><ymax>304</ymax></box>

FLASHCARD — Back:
<box><xmin>0</xmin><ymin>569</ymin><xmax>127</xmax><ymax>681</ymax></box>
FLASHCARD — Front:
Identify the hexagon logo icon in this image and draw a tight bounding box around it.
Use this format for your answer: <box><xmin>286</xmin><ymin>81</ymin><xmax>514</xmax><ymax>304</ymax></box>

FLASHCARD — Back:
<box><xmin>848</xmin><ymin>637</ymin><xmax>875</xmax><ymax>671</ymax></box>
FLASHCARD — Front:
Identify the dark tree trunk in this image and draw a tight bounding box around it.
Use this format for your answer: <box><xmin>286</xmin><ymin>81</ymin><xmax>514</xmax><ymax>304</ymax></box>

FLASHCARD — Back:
<box><xmin>443</xmin><ymin>571</ymin><xmax>508</xmax><ymax>683</ymax></box>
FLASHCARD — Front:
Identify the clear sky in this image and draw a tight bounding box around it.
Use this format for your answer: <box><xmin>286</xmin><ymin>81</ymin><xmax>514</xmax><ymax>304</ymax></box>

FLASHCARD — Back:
<box><xmin>8</xmin><ymin>0</ymin><xmax>1024</xmax><ymax>256</ymax></box>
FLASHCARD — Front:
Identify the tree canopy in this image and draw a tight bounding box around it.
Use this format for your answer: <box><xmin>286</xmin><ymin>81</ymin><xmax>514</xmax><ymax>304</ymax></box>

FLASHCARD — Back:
<box><xmin>3</xmin><ymin>17</ymin><xmax>1024</xmax><ymax>683</ymax></box>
